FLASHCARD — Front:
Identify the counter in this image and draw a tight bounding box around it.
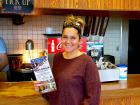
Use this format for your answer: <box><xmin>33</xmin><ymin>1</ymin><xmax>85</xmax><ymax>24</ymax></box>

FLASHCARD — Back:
<box><xmin>0</xmin><ymin>82</ymin><xmax>48</xmax><ymax>105</ymax></box>
<box><xmin>0</xmin><ymin>74</ymin><xmax>140</xmax><ymax>105</ymax></box>
<box><xmin>101</xmin><ymin>74</ymin><xmax>140</xmax><ymax>105</ymax></box>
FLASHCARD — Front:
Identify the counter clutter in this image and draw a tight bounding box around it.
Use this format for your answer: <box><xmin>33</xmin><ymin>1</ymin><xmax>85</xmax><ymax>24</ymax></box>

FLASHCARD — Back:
<box><xmin>0</xmin><ymin>75</ymin><xmax>140</xmax><ymax>105</ymax></box>
<box><xmin>96</xmin><ymin>56</ymin><xmax>128</xmax><ymax>82</ymax></box>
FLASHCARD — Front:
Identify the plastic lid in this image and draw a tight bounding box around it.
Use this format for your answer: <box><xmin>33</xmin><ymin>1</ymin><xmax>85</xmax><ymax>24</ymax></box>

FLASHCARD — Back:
<box><xmin>117</xmin><ymin>64</ymin><xmax>127</xmax><ymax>67</ymax></box>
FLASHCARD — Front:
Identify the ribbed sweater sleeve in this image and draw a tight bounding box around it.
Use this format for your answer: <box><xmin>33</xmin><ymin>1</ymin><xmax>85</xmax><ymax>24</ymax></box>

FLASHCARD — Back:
<box><xmin>80</xmin><ymin>59</ymin><xmax>101</xmax><ymax>105</ymax></box>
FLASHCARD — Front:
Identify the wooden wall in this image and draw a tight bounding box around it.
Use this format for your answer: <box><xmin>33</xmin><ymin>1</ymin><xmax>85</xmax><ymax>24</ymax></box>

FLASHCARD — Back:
<box><xmin>0</xmin><ymin>0</ymin><xmax>140</xmax><ymax>11</ymax></box>
<box><xmin>0</xmin><ymin>0</ymin><xmax>140</xmax><ymax>18</ymax></box>
<box><xmin>34</xmin><ymin>0</ymin><xmax>140</xmax><ymax>11</ymax></box>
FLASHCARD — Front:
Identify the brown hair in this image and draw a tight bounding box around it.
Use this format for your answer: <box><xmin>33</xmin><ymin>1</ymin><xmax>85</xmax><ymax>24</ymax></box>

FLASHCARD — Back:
<box><xmin>62</xmin><ymin>15</ymin><xmax>85</xmax><ymax>39</ymax></box>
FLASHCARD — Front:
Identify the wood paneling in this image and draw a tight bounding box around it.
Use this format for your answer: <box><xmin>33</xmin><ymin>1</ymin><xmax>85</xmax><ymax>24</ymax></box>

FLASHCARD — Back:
<box><xmin>32</xmin><ymin>0</ymin><xmax>140</xmax><ymax>17</ymax></box>
<box><xmin>0</xmin><ymin>0</ymin><xmax>140</xmax><ymax>11</ymax></box>
<box><xmin>0</xmin><ymin>0</ymin><xmax>140</xmax><ymax>18</ymax></box>
<box><xmin>33</xmin><ymin>0</ymin><xmax>140</xmax><ymax>11</ymax></box>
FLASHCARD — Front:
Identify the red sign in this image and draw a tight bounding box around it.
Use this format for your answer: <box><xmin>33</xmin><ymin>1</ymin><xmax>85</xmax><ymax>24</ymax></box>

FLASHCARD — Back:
<box><xmin>47</xmin><ymin>37</ymin><xmax>87</xmax><ymax>54</ymax></box>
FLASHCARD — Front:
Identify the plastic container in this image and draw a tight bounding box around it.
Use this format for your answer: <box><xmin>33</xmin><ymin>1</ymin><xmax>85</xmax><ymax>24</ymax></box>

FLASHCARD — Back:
<box><xmin>117</xmin><ymin>64</ymin><xmax>127</xmax><ymax>80</ymax></box>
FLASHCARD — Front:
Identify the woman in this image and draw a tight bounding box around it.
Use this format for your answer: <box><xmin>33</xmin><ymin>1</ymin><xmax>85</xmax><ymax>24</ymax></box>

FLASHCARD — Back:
<box><xmin>46</xmin><ymin>15</ymin><xmax>101</xmax><ymax>105</ymax></box>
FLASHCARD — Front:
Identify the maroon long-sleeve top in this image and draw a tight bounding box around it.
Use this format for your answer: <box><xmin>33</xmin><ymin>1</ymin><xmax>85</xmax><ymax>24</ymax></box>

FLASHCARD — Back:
<box><xmin>47</xmin><ymin>52</ymin><xmax>101</xmax><ymax>105</ymax></box>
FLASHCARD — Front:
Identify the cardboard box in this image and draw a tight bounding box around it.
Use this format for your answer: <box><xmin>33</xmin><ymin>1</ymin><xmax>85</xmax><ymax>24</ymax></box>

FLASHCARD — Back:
<box><xmin>99</xmin><ymin>69</ymin><xmax>119</xmax><ymax>82</ymax></box>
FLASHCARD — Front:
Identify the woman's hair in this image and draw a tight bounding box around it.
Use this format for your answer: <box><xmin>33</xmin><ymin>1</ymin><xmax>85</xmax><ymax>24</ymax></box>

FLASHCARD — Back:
<box><xmin>62</xmin><ymin>15</ymin><xmax>85</xmax><ymax>39</ymax></box>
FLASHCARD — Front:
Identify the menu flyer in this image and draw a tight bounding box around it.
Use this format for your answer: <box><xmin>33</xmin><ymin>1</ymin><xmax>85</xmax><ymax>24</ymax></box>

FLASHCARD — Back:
<box><xmin>31</xmin><ymin>56</ymin><xmax>57</xmax><ymax>93</ymax></box>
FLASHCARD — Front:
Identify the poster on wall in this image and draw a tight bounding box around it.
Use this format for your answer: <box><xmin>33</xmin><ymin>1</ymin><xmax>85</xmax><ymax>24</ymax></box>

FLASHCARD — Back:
<box><xmin>47</xmin><ymin>37</ymin><xmax>87</xmax><ymax>54</ymax></box>
<box><xmin>2</xmin><ymin>0</ymin><xmax>34</xmax><ymax>13</ymax></box>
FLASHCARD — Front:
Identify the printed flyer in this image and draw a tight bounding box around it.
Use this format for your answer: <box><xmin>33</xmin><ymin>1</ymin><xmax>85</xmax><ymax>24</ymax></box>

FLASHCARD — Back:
<box><xmin>31</xmin><ymin>56</ymin><xmax>57</xmax><ymax>93</ymax></box>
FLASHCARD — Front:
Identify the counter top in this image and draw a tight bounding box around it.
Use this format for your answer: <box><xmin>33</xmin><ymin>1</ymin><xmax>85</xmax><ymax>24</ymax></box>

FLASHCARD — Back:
<box><xmin>101</xmin><ymin>74</ymin><xmax>140</xmax><ymax>90</ymax></box>
<box><xmin>0</xmin><ymin>74</ymin><xmax>140</xmax><ymax>105</ymax></box>
<box><xmin>0</xmin><ymin>82</ymin><xmax>48</xmax><ymax>105</ymax></box>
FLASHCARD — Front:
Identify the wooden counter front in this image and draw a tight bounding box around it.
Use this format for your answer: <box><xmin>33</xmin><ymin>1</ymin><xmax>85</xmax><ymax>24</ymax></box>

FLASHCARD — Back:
<box><xmin>101</xmin><ymin>74</ymin><xmax>140</xmax><ymax>105</ymax></box>
<box><xmin>0</xmin><ymin>74</ymin><xmax>140</xmax><ymax>105</ymax></box>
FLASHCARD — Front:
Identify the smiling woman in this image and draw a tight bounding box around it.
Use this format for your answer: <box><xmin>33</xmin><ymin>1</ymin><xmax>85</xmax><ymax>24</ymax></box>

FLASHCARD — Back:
<box><xmin>61</xmin><ymin>28</ymin><xmax>81</xmax><ymax>57</ymax></box>
<box><xmin>61</xmin><ymin>15</ymin><xmax>85</xmax><ymax>59</ymax></box>
<box><xmin>44</xmin><ymin>15</ymin><xmax>101</xmax><ymax>105</ymax></box>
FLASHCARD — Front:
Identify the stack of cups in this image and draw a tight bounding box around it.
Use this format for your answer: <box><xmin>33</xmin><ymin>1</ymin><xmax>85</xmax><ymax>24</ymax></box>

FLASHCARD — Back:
<box><xmin>117</xmin><ymin>64</ymin><xmax>128</xmax><ymax>88</ymax></box>
<box><xmin>45</xmin><ymin>27</ymin><xmax>53</xmax><ymax>34</ymax></box>
<box><xmin>117</xmin><ymin>64</ymin><xmax>128</xmax><ymax>81</ymax></box>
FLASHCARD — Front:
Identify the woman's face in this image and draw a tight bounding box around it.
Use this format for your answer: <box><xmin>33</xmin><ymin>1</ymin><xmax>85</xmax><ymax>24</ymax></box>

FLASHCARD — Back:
<box><xmin>61</xmin><ymin>27</ymin><xmax>81</xmax><ymax>53</ymax></box>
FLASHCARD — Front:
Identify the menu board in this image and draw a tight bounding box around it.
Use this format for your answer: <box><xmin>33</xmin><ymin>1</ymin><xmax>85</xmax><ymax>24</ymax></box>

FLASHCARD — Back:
<box><xmin>2</xmin><ymin>0</ymin><xmax>34</xmax><ymax>13</ymax></box>
<box><xmin>31</xmin><ymin>56</ymin><xmax>57</xmax><ymax>93</ymax></box>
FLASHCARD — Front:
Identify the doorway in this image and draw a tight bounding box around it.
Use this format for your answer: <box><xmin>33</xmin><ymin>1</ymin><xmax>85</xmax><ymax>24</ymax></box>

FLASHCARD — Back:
<box><xmin>128</xmin><ymin>20</ymin><xmax>140</xmax><ymax>74</ymax></box>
